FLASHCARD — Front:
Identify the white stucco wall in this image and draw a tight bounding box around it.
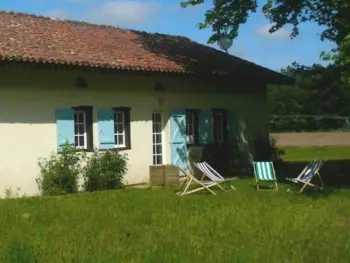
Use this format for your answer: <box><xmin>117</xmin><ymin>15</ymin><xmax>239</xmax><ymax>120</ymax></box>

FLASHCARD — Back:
<box><xmin>0</xmin><ymin>68</ymin><xmax>268</xmax><ymax>197</ymax></box>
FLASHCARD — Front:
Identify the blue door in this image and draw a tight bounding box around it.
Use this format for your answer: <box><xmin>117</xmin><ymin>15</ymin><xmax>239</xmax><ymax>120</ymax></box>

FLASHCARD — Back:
<box><xmin>169</xmin><ymin>108</ymin><xmax>188</xmax><ymax>170</ymax></box>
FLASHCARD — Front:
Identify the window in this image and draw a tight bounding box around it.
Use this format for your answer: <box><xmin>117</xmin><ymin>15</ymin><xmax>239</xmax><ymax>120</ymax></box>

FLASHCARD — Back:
<box><xmin>152</xmin><ymin>113</ymin><xmax>163</xmax><ymax>165</ymax></box>
<box><xmin>113</xmin><ymin>107</ymin><xmax>131</xmax><ymax>149</ymax></box>
<box><xmin>74</xmin><ymin>110</ymin><xmax>87</xmax><ymax>148</ymax></box>
<box><xmin>73</xmin><ymin>106</ymin><xmax>93</xmax><ymax>150</ymax></box>
<box><xmin>114</xmin><ymin>110</ymin><xmax>125</xmax><ymax>148</ymax></box>
<box><xmin>185</xmin><ymin>109</ymin><xmax>199</xmax><ymax>145</ymax></box>
<box><xmin>213</xmin><ymin>109</ymin><xmax>227</xmax><ymax>144</ymax></box>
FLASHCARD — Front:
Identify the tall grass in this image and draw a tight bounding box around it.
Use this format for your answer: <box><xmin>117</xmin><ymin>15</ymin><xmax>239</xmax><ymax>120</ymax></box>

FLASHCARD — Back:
<box><xmin>1</xmin><ymin>181</ymin><xmax>350</xmax><ymax>263</ymax></box>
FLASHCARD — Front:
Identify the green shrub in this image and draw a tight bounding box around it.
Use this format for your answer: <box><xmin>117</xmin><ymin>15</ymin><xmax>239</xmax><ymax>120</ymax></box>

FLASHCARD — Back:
<box><xmin>82</xmin><ymin>149</ymin><xmax>128</xmax><ymax>192</ymax></box>
<box><xmin>4</xmin><ymin>187</ymin><xmax>22</xmax><ymax>199</ymax></box>
<box><xmin>252</xmin><ymin>135</ymin><xmax>285</xmax><ymax>163</ymax></box>
<box><xmin>36</xmin><ymin>143</ymin><xmax>84</xmax><ymax>196</ymax></box>
<box><xmin>269</xmin><ymin>136</ymin><xmax>286</xmax><ymax>163</ymax></box>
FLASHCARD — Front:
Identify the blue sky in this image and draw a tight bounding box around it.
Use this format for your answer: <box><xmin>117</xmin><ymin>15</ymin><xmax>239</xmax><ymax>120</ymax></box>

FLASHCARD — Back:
<box><xmin>1</xmin><ymin>0</ymin><xmax>336</xmax><ymax>71</ymax></box>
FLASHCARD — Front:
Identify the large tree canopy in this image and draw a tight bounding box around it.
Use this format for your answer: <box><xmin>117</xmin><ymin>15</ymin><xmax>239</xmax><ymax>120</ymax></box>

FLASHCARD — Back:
<box><xmin>181</xmin><ymin>0</ymin><xmax>349</xmax><ymax>81</ymax></box>
<box><xmin>269</xmin><ymin>62</ymin><xmax>350</xmax><ymax>131</ymax></box>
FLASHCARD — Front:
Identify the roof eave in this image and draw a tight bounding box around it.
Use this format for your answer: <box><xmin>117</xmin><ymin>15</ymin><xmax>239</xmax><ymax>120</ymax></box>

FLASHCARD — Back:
<box><xmin>0</xmin><ymin>58</ymin><xmax>296</xmax><ymax>86</ymax></box>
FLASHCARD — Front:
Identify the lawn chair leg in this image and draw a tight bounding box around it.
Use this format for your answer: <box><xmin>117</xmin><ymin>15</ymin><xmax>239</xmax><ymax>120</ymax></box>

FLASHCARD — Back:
<box><xmin>317</xmin><ymin>172</ymin><xmax>325</xmax><ymax>189</ymax></box>
<box><xmin>300</xmin><ymin>182</ymin><xmax>308</xmax><ymax>192</ymax></box>
<box><xmin>179</xmin><ymin>178</ymin><xmax>193</xmax><ymax>196</ymax></box>
<box><xmin>255</xmin><ymin>178</ymin><xmax>260</xmax><ymax>191</ymax></box>
<box><xmin>178</xmin><ymin>178</ymin><xmax>188</xmax><ymax>190</ymax></box>
<box><xmin>275</xmin><ymin>180</ymin><xmax>278</xmax><ymax>191</ymax></box>
<box><xmin>182</xmin><ymin>185</ymin><xmax>216</xmax><ymax>195</ymax></box>
<box><xmin>215</xmin><ymin>182</ymin><xmax>227</xmax><ymax>192</ymax></box>
<box><xmin>180</xmin><ymin>176</ymin><xmax>218</xmax><ymax>196</ymax></box>
<box><xmin>229</xmin><ymin>183</ymin><xmax>237</xmax><ymax>191</ymax></box>
<box><xmin>299</xmin><ymin>180</ymin><xmax>322</xmax><ymax>193</ymax></box>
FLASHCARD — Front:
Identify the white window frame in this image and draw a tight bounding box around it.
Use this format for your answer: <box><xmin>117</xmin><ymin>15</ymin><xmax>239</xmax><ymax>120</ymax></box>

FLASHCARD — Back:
<box><xmin>213</xmin><ymin>111</ymin><xmax>225</xmax><ymax>143</ymax></box>
<box><xmin>186</xmin><ymin>111</ymin><xmax>196</xmax><ymax>144</ymax></box>
<box><xmin>114</xmin><ymin>110</ymin><xmax>126</xmax><ymax>148</ymax></box>
<box><xmin>74</xmin><ymin>110</ymin><xmax>87</xmax><ymax>149</ymax></box>
<box><xmin>152</xmin><ymin>112</ymin><xmax>164</xmax><ymax>166</ymax></box>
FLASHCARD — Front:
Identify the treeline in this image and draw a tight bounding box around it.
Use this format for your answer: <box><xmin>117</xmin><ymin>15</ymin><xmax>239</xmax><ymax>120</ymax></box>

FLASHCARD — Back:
<box><xmin>268</xmin><ymin>63</ymin><xmax>350</xmax><ymax>132</ymax></box>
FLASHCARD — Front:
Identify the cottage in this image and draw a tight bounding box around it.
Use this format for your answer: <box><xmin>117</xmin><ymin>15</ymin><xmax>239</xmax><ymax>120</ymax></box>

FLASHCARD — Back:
<box><xmin>0</xmin><ymin>11</ymin><xmax>293</xmax><ymax>196</ymax></box>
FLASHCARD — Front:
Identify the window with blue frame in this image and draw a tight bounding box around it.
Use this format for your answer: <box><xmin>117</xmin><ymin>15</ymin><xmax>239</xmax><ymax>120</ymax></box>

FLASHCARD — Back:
<box><xmin>97</xmin><ymin>107</ymin><xmax>131</xmax><ymax>150</ymax></box>
<box><xmin>212</xmin><ymin>109</ymin><xmax>228</xmax><ymax>144</ymax></box>
<box><xmin>185</xmin><ymin>109</ymin><xmax>199</xmax><ymax>145</ymax></box>
<box><xmin>56</xmin><ymin>106</ymin><xmax>93</xmax><ymax>151</ymax></box>
<box><xmin>113</xmin><ymin>107</ymin><xmax>131</xmax><ymax>149</ymax></box>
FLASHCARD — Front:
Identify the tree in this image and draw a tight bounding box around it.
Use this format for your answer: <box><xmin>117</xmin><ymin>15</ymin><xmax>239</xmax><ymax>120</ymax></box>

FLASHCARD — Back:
<box><xmin>336</xmin><ymin>33</ymin><xmax>350</xmax><ymax>83</ymax></box>
<box><xmin>181</xmin><ymin>0</ymin><xmax>349</xmax><ymax>80</ymax></box>
<box><xmin>269</xmin><ymin>62</ymin><xmax>350</xmax><ymax>131</ymax></box>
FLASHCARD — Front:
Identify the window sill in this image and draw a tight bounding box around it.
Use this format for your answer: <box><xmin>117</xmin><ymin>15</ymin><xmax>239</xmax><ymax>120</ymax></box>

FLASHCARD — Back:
<box><xmin>57</xmin><ymin>148</ymin><xmax>94</xmax><ymax>153</ymax></box>
<box><xmin>57</xmin><ymin>147</ymin><xmax>131</xmax><ymax>153</ymax></box>
<box><xmin>98</xmin><ymin>146</ymin><xmax>131</xmax><ymax>152</ymax></box>
<box><xmin>73</xmin><ymin>148</ymin><xmax>94</xmax><ymax>153</ymax></box>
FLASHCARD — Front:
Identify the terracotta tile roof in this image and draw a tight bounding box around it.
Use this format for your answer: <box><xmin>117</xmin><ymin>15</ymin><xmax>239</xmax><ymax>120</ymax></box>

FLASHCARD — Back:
<box><xmin>0</xmin><ymin>11</ymin><xmax>293</xmax><ymax>84</ymax></box>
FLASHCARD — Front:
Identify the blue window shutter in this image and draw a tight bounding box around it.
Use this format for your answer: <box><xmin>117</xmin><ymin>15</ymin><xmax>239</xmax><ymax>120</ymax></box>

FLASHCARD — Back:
<box><xmin>198</xmin><ymin>110</ymin><xmax>212</xmax><ymax>144</ymax></box>
<box><xmin>55</xmin><ymin>108</ymin><xmax>75</xmax><ymax>148</ymax></box>
<box><xmin>170</xmin><ymin>108</ymin><xmax>188</xmax><ymax>170</ymax></box>
<box><xmin>98</xmin><ymin>109</ymin><xmax>115</xmax><ymax>149</ymax></box>
<box><xmin>227</xmin><ymin>110</ymin><xmax>239</xmax><ymax>142</ymax></box>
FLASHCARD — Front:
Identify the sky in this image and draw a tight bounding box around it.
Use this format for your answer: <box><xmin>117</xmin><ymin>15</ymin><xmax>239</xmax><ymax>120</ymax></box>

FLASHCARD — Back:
<box><xmin>0</xmin><ymin>0</ymin><xmax>337</xmax><ymax>71</ymax></box>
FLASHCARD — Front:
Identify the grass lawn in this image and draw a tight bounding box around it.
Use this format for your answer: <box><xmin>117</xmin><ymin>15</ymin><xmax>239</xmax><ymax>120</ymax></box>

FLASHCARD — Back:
<box><xmin>283</xmin><ymin>146</ymin><xmax>350</xmax><ymax>162</ymax></box>
<box><xmin>1</xmin><ymin>146</ymin><xmax>350</xmax><ymax>262</ymax></box>
<box><xmin>1</xmin><ymin>180</ymin><xmax>350</xmax><ymax>263</ymax></box>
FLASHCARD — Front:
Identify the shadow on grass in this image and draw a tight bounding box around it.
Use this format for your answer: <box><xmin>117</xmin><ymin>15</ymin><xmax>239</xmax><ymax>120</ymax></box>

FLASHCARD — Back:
<box><xmin>275</xmin><ymin>159</ymin><xmax>350</xmax><ymax>197</ymax></box>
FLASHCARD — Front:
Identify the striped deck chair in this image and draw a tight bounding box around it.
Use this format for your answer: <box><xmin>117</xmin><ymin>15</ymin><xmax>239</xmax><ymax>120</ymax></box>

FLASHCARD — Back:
<box><xmin>286</xmin><ymin>160</ymin><xmax>325</xmax><ymax>192</ymax></box>
<box><xmin>194</xmin><ymin>162</ymin><xmax>237</xmax><ymax>192</ymax></box>
<box><xmin>176</xmin><ymin>166</ymin><xmax>218</xmax><ymax>196</ymax></box>
<box><xmin>253</xmin><ymin>161</ymin><xmax>278</xmax><ymax>191</ymax></box>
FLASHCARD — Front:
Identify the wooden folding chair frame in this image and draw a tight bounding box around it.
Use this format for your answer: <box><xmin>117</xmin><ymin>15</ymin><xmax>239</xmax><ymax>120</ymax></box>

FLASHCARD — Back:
<box><xmin>176</xmin><ymin>167</ymin><xmax>218</xmax><ymax>196</ymax></box>
<box><xmin>297</xmin><ymin>160</ymin><xmax>325</xmax><ymax>192</ymax></box>
<box><xmin>253</xmin><ymin>161</ymin><xmax>278</xmax><ymax>191</ymax></box>
<box><xmin>291</xmin><ymin>160</ymin><xmax>316</xmax><ymax>182</ymax></box>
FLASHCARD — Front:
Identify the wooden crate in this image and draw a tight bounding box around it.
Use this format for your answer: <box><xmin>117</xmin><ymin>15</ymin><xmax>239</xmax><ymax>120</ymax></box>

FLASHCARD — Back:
<box><xmin>164</xmin><ymin>165</ymin><xmax>179</xmax><ymax>186</ymax></box>
<box><xmin>149</xmin><ymin>165</ymin><xmax>165</xmax><ymax>185</ymax></box>
<box><xmin>149</xmin><ymin>165</ymin><xmax>179</xmax><ymax>186</ymax></box>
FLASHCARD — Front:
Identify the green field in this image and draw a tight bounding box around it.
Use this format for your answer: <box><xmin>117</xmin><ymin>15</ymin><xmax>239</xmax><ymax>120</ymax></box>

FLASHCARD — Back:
<box><xmin>1</xmin><ymin>146</ymin><xmax>350</xmax><ymax>263</ymax></box>
<box><xmin>283</xmin><ymin>146</ymin><xmax>350</xmax><ymax>162</ymax></box>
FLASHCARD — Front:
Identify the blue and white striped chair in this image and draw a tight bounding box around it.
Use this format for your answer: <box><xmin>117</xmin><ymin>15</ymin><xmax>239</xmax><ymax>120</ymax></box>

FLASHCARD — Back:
<box><xmin>194</xmin><ymin>162</ymin><xmax>237</xmax><ymax>192</ymax></box>
<box><xmin>287</xmin><ymin>160</ymin><xmax>325</xmax><ymax>192</ymax></box>
<box><xmin>253</xmin><ymin>161</ymin><xmax>278</xmax><ymax>191</ymax></box>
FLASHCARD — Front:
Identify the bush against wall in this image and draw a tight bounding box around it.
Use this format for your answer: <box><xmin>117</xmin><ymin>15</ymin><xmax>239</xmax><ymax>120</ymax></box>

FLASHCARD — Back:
<box><xmin>36</xmin><ymin>143</ymin><xmax>84</xmax><ymax>196</ymax></box>
<box><xmin>82</xmin><ymin>150</ymin><xmax>128</xmax><ymax>192</ymax></box>
<box><xmin>251</xmin><ymin>136</ymin><xmax>285</xmax><ymax>163</ymax></box>
<box><xmin>36</xmin><ymin>145</ymin><xmax>129</xmax><ymax>196</ymax></box>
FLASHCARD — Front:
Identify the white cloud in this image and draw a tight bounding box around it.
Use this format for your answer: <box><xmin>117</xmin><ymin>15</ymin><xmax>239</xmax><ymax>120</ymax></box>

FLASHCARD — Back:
<box><xmin>84</xmin><ymin>1</ymin><xmax>160</xmax><ymax>25</ymax></box>
<box><xmin>257</xmin><ymin>24</ymin><xmax>290</xmax><ymax>40</ymax></box>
